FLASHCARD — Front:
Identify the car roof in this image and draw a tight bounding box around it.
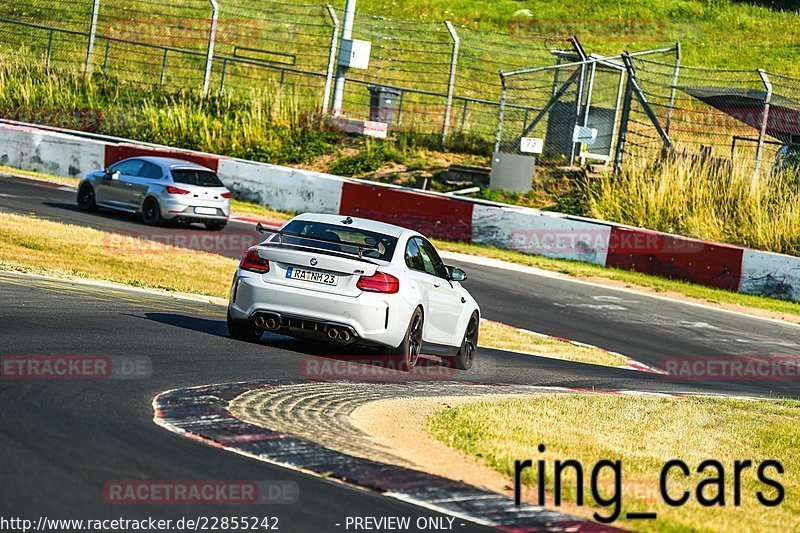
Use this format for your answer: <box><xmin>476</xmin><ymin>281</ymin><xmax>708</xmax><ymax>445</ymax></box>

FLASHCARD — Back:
<box><xmin>289</xmin><ymin>213</ymin><xmax>421</xmax><ymax>239</ymax></box>
<box><xmin>122</xmin><ymin>156</ymin><xmax>213</xmax><ymax>171</ymax></box>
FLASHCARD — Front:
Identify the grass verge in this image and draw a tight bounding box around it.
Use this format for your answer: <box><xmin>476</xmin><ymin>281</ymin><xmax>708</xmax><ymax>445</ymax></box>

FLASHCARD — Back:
<box><xmin>428</xmin><ymin>395</ymin><xmax>799</xmax><ymax>532</ymax></box>
<box><xmin>0</xmin><ymin>212</ymin><xmax>236</xmax><ymax>297</ymax></box>
<box><xmin>479</xmin><ymin>320</ymin><xmax>626</xmax><ymax>368</ymax></box>
<box><xmin>0</xmin><ymin>211</ymin><xmax>621</xmax><ymax>367</ymax></box>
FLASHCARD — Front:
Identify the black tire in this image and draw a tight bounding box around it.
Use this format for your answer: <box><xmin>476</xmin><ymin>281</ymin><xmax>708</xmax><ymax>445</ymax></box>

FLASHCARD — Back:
<box><xmin>227</xmin><ymin>309</ymin><xmax>262</xmax><ymax>343</ymax></box>
<box><xmin>76</xmin><ymin>183</ymin><xmax>98</xmax><ymax>212</ymax></box>
<box><xmin>205</xmin><ymin>220</ymin><xmax>228</xmax><ymax>231</ymax></box>
<box><xmin>454</xmin><ymin>313</ymin><xmax>479</xmax><ymax>370</ymax></box>
<box><xmin>389</xmin><ymin>307</ymin><xmax>423</xmax><ymax>371</ymax></box>
<box><xmin>141</xmin><ymin>197</ymin><xmax>164</xmax><ymax>226</ymax></box>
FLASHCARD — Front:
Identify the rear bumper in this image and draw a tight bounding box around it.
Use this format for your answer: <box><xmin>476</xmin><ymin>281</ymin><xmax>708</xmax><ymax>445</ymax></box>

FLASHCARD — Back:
<box><xmin>159</xmin><ymin>197</ymin><xmax>230</xmax><ymax>221</ymax></box>
<box><xmin>228</xmin><ymin>270</ymin><xmax>408</xmax><ymax>348</ymax></box>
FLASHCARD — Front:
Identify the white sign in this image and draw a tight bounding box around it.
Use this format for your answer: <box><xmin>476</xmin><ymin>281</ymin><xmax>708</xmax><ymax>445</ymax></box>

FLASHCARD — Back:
<box><xmin>573</xmin><ymin>125</ymin><xmax>598</xmax><ymax>145</ymax></box>
<box><xmin>519</xmin><ymin>137</ymin><xmax>544</xmax><ymax>154</ymax></box>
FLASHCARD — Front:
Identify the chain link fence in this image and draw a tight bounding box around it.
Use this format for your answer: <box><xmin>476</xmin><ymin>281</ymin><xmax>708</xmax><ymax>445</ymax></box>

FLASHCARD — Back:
<box><xmin>495</xmin><ymin>45</ymin><xmax>800</xmax><ymax>175</ymax></box>
<box><xmin>0</xmin><ymin>0</ymin><xmax>576</xmax><ymax>151</ymax></box>
<box><xmin>2</xmin><ymin>0</ymin><xmax>800</xmax><ymax>174</ymax></box>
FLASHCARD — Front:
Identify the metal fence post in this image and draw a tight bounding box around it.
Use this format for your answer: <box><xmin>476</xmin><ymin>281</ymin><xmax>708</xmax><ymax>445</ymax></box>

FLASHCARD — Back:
<box><xmin>160</xmin><ymin>49</ymin><xmax>168</xmax><ymax>85</ymax></box>
<box><xmin>441</xmin><ymin>20</ymin><xmax>460</xmax><ymax>147</ymax></box>
<box><xmin>754</xmin><ymin>69</ymin><xmax>773</xmax><ymax>180</ymax></box>
<box><xmin>571</xmin><ymin>37</ymin><xmax>588</xmax><ymax>163</ymax></box>
<box><xmin>85</xmin><ymin>0</ymin><xmax>100</xmax><ymax>77</ymax></box>
<box><xmin>664</xmin><ymin>42</ymin><xmax>681</xmax><ymax>136</ymax></box>
<box><xmin>493</xmin><ymin>73</ymin><xmax>508</xmax><ymax>154</ymax></box>
<box><xmin>614</xmin><ymin>62</ymin><xmax>634</xmax><ymax>172</ymax></box>
<box><xmin>203</xmin><ymin>0</ymin><xmax>219</xmax><ymax>96</ymax></box>
<box><xmin>332</xmin><ymin>0</ymin><xmax>357</xmax><ymax>115</ymax></box>
<box><xmin>322</xmin><ymin>5</ymin><xmax>340</xmax><ymax>114</ymax></box>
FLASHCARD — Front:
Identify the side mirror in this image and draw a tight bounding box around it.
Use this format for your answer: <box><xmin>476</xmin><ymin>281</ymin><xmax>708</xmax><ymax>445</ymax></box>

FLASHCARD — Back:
<box><xmin>110</xmin><ymin>170</ymin><xmax>121</xmax><ymax>180</ymax></box>
<box><xmin>447</xmin><ymin>266</ymin><xmax>467</xmax><ymax>282</ymax></box>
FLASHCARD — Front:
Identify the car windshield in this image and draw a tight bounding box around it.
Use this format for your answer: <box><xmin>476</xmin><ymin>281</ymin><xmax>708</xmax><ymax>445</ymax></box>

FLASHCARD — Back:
<box><xmin>275</xmin><ymin>220</ymin><xmax>398</xmax><ymax>262</ymax></box>
<box><xmin>171</xmin><ymin>168</ymin><xmax>224</xmax><ymax>187</ymax></box>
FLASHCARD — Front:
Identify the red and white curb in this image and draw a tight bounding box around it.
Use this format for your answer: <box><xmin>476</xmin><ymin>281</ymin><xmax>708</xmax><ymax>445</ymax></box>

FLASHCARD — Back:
<box><xmin>153</xmin><ymin>380</ymin><xmax>629</xmax><ymax>533</ymax></box>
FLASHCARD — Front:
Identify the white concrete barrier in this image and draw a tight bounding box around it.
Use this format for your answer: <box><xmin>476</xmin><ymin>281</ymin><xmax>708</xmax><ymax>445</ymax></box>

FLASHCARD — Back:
<box><xmin>217</xmin><ymin>159</ymin><xmax>344</xmax><ymax>215</ymax></box>
<box><xmin>0</xmin><ymin>123</ymin><xmax>106</xmax><ymax>177</ymax></box>
<box><xmin>739</xmin><ymin>249</ymin><xmax>800</xmax><ymax>302</ymax></box>
<box><xmin>471</xmin><ymin>204</ymin><xmax>611</xmax><ymax>266</ymax></box>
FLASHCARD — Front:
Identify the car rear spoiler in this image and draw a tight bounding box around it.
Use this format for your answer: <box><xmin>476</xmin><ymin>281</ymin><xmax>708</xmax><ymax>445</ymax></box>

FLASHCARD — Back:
<box><xmin>255</xmin><ymin>222</ymin><xmax>381</xmax><ymax>263</ymax></box>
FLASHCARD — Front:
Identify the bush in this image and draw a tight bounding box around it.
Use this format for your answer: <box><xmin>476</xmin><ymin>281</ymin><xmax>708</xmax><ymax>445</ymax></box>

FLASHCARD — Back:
<box><xmin>329</xmin><ymin>141</ymin><xmax>406</xmax><ymax>176</ymax></box>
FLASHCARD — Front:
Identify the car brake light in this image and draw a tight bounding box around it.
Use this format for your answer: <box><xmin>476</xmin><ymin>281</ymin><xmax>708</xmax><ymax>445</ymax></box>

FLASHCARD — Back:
<box><xmin>357</xmin><ymin>272</ymin><xmax>399</xmax><ymax>294</ymax></box>
<box><xmin>221</xmin><ymin>191</ymin><xmax>232</xmax><ymax>199</ymax></box>
<box><xmin>239</xmin><ymin>248</ymin><xmax>270</xmax><ymax>274</ymax></box>
<box><xmin>166</xmin><ymin>186</ymin><xmax>190</xmax><ymax>195</ymax></box>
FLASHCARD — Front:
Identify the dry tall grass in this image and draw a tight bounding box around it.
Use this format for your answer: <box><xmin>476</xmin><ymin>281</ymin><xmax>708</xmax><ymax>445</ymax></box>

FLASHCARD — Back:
<box><xmin>587</xmin><ymin>153</ymin><xmax>800</xmax><ymax>255</ymax></box>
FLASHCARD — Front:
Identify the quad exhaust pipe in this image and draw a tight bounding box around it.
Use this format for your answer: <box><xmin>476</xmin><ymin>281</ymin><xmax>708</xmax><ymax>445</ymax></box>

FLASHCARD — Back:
<box><xmin>327</xmin><ymin>327</ymin><xmax>353</xmax><ymax>344</ymax></box>
<box><xmin>252</xmin><ymin>312</ymin><xmax>354</xmax><ymax>343</ymax></box>
<box><xmin>253</xmin><ymin>313</ymin><xmax>280</xmax><ymax>331</ymax></box>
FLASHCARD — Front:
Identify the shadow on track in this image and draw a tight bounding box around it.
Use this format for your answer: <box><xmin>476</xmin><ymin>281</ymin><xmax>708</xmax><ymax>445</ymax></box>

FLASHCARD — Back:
<box><xmin>140</xmin><ymin>312</ymin><xmax>449</xmax><ymax>374</ymax></box>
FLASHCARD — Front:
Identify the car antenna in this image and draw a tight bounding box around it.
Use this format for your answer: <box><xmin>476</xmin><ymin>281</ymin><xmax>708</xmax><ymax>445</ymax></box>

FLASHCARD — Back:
<box><xmin>342</xmin><ymin>216</ymin><xmax>353</xmax><ymax>225</ymax></box>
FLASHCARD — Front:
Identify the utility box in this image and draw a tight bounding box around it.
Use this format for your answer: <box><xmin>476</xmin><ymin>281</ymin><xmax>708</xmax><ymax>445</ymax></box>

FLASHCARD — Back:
<box><xmin>368</xmin><ymin>86</ymin><xmax>401</xmax><ymax>124</ymax></box>
<box><xmin>338</xmin><ymin>39</ymin><xmax>371</xmax><ymax>70</ymax></box>
<box><xmin>489</xmin><ymin>152</ymin><xmax>534</xmax><ymax>193</ymax></box>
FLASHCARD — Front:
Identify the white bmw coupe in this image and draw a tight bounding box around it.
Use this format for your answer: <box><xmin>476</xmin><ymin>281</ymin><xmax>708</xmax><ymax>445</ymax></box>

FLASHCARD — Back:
<box><xmin>227</xmin><ymin>213</ymin><xmax>480</xmax><ymax>370</ymax></box>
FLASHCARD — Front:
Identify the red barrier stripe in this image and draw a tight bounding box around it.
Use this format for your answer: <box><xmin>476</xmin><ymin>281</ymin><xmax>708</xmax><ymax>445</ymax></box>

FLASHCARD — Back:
<box><xmin>104</xmin><ymin>144</ymin><xmax>220</xmax><ymax>172</ymax></box>
<box><xmin>339</xmin><ymin>182</ymin><xmax>473</xmax><ymax>241</ymax></box>
<box><xmin>606</xmin><ymin>227</ymin><xmax>744</xmax><ymax>291</ymax></box>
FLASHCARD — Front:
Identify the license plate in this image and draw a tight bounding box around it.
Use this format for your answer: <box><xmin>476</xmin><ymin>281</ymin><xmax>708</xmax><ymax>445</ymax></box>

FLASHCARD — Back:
<box><xmin>286</xmin><ymin>267</ymin><xmax>338</xmax><ymax>286</ymax></box>
<box><xmin>194</xmin><ymin>207</ymin><xmax>217</xmax><ymax>215</ymax></box>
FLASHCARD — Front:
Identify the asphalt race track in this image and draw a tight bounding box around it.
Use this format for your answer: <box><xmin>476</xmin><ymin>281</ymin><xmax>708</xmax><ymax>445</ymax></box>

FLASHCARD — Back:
<box><xmin>2</xmin><ymin>173</ymin><xmax>799</xmax><ymax>379</ymax></box>
<box><xmin>1</xmin><ymin>173</ymin><xmax>799</xmax><ymax>529</ymax></box>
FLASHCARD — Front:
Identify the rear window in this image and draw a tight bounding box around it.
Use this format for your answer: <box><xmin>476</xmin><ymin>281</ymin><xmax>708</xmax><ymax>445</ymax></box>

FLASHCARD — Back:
<box><xmin>171</xmin><ymin>168</ymin><xmax>224</xmax><ymax>187</ymax></box>
<box><xmin>276</xmin><ymin>220</ymin><xmax>398</xmax><ymax>262</ymax></box>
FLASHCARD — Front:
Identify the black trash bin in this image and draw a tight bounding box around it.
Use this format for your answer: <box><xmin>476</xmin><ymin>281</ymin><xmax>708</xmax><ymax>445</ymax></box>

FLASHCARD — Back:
<box><xmin>368</xmin><ymin>86</ymin><xmax>401</xmax><ymax>124</ymax></box>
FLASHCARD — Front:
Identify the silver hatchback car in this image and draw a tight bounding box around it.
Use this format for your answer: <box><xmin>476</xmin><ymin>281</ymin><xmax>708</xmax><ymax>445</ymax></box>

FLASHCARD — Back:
<box><xmin>77</xmin><ymin>156</ymin><xmax>231</xmax><ymax>230</ymax></box>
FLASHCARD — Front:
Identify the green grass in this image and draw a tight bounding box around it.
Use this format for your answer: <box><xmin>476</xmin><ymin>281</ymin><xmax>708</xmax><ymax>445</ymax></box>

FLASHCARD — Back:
<box><xmin>428</xmin><ymin>395</ymin><xmax>800</xmax><ymax>531</ymax></box>
<box><xmin>358</xmin><ymin>0</ymin><xmax>800</xmax><ymax>76</ymax></box>
<box><xmin>329</xmin><ymin>140</ymin><xmax>407</xmax><ymax>177</ymax></box>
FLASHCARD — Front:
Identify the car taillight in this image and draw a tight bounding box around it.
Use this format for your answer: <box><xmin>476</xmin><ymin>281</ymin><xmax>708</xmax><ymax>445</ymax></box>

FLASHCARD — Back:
<box><xmin>357</xmin><ymin>272</ymin><xmax>399</xmax><ymax>294</ymax></box>
<box><xmin>166</xmin><ymin>186</ymin><xmax>190</xmax><ymax>195</ymax></box>
<box><xmin>239</xmin><ymin>248</ymin><xmax>270</xmax><ymax>274</ymax></box>
<box><xmin>221</xmin><ymin>191</ymin><xmax>232</xmax><ymax>199</ymax></box>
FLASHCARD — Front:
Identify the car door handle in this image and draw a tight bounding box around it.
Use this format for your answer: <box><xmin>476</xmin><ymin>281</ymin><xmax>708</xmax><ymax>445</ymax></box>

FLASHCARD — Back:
<box><xmin>461</xmin><ymin>297</ymin><xmax>466</xmax><ymax>304</ymax></box>
<box><xmin>433</xmin><ymin>281</ymin><xmax>441</xmax><ymax>288</ymax></box>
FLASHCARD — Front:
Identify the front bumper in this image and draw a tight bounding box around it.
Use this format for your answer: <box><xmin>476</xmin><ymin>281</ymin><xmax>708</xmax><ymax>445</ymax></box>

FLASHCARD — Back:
<box><xmin>228</xmin><ymin>271</ymin><xmax>407</xmax><ymax>348</ymax></box>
